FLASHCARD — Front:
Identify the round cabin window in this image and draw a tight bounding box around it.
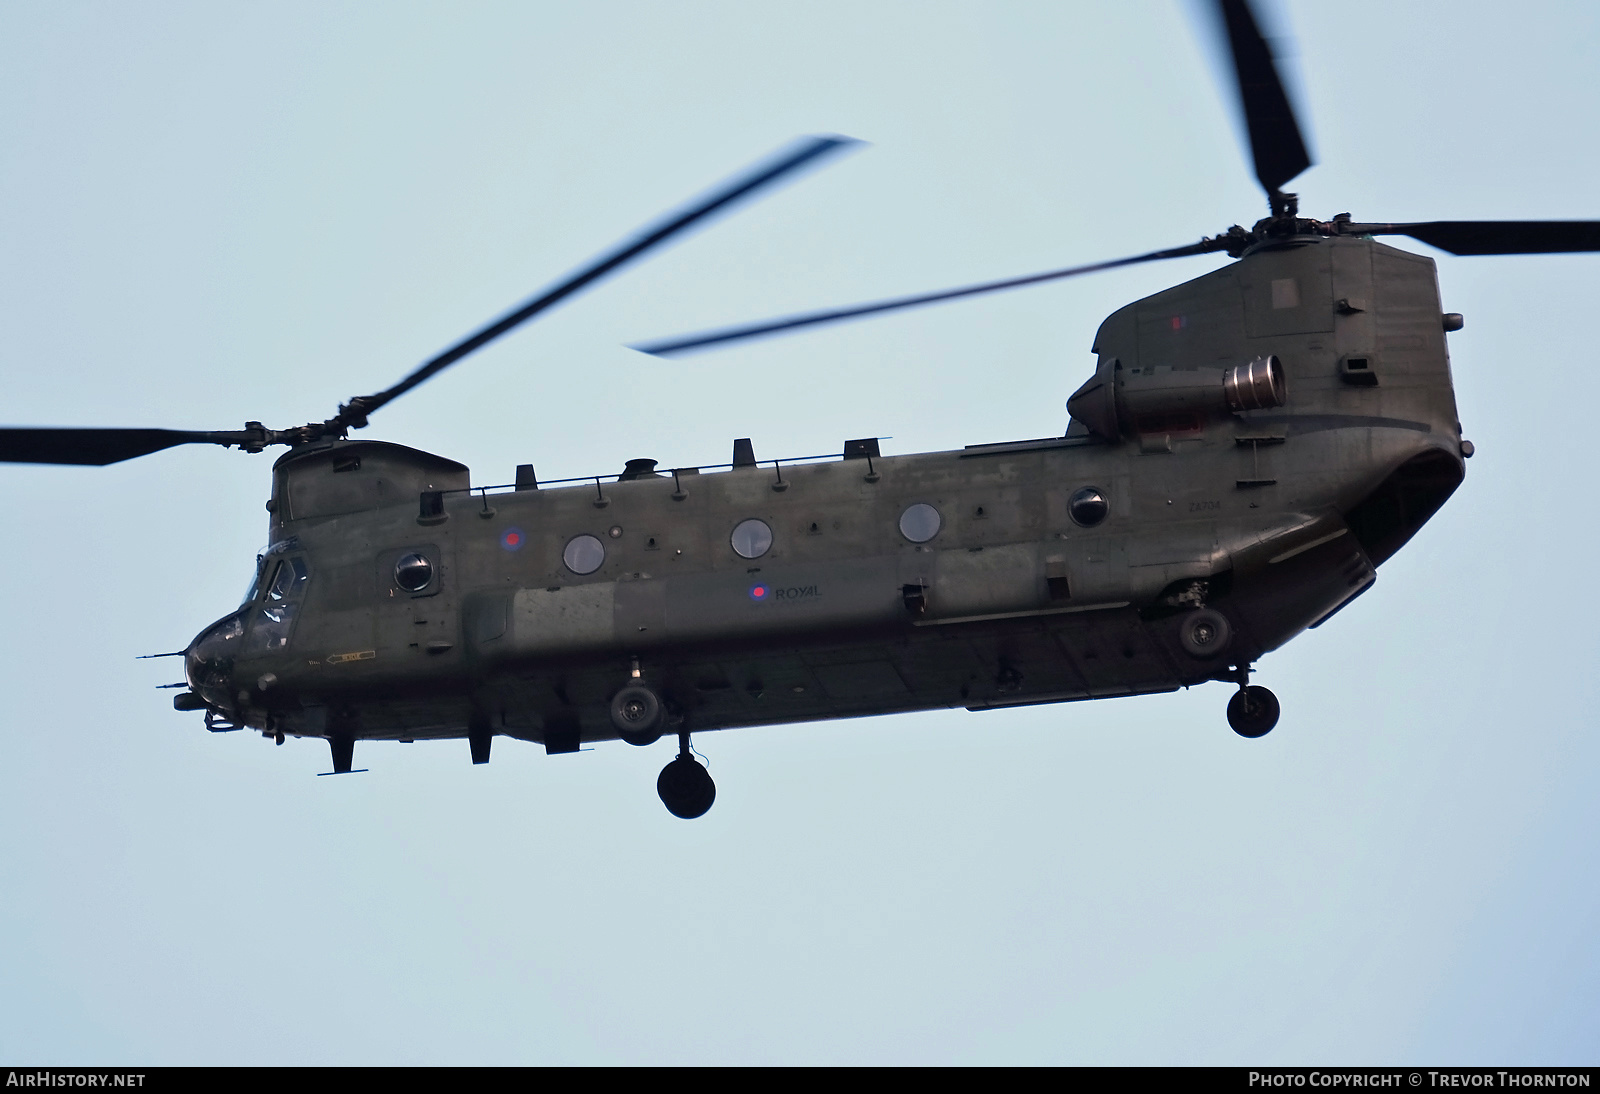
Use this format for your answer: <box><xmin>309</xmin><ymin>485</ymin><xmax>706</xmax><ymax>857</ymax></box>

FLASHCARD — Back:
<box><xmin>1068</xmin><ymin>487</ymin><xmax>1109</xmax><ymax>527</ymax></box>
<box><xmin>563</xmin><ymin>534</ymin><xmax>606</xmax><ymax>575</ymax></box>
<box><xmin>730</xmin><ymin>518</ymin><xmax>773</xmax><ymax>559</ymax></box>
<box><xmin>395</xmin><ymin>552</ymin><xmax>434</xmax><ymax>592</ymax></box>
<box><xmin>898</xmin><ymin>502</ymin><xmax>942</xmax><ymax>543</ymax></box>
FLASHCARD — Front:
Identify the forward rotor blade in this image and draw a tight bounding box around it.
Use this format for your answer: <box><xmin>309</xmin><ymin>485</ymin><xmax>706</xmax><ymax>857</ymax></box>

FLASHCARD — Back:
<box><xmin>348</xmin><ymin>134</ymin><xmax>860</xmax><ymax>422</ymax></box>
<box><xmin>631</xmin><ymin>241</ymin><xmax>1223</xmax><ymax>356</ymax></box>
<box><xmin>1215</xmin><ymin>0</ymin><xmax>1312</xmax><ymax>197</ymax></box>
<box><xmin>1364</xmin><ymin>221</ymin><xmax>1600</xmax><ymax>255</ymax></box>
<box><xmin>0</xmin><ymin>428</ymin><xmax>245</xmax><ymax>466</ymax></box>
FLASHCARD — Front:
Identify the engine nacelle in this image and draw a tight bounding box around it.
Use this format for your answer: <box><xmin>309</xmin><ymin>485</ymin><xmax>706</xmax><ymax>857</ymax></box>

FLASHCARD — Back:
<box><xmin>1067</xmin><ymin>356</ymin><xmax>1286</xmax><ymax>438</ymax></box>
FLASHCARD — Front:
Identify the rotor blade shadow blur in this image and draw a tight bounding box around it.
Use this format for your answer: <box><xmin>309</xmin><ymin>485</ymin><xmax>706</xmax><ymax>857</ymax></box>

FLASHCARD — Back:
<box><xmin>631</xmin><ymin>240</ymin><xmax>1225</xmax><ymax>357</ymax></box>
<box><xmin>1214</xmin><ymin>0</ymin><xmax>1312</xmax><ymax>204</ymax></box>
<box><xmin>0</xmin><ymin>136</ymin><xmax>860</xmax><ymax>466</ymax></box>
<box><xmin>342</xmin><ymin>134</ymin><xmax>863</xmax><ymax>424</ymax></box>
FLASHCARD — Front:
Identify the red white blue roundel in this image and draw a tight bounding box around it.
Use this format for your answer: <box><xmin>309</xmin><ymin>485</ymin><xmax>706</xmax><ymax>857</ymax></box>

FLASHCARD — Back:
<box><xmin>501</xmin><ymin>527</ymin><xmax>525</xmax><ymax>551</ymax></box>
<box><xmin>748</xmin><ymin>583</ymin><xmax>768</xmax><ymax>601</ymax></box>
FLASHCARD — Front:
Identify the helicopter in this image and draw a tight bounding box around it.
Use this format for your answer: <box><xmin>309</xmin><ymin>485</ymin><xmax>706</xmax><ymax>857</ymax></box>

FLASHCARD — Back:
<box><xmin>5</xmin><ymin>1</ymin><xmax>1599</xmax><ymax>820</ymax></box>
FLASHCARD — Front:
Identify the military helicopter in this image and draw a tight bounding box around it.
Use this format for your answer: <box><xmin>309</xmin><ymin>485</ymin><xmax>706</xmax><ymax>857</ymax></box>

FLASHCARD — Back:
<box><xmin>5</xmin><ymin>0</ymin><xmax>1599</xmax><ymax>819</ymax></box>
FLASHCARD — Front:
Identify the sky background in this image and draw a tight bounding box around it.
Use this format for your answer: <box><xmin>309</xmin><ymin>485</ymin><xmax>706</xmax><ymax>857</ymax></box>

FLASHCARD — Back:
<box><xmin>1</xmin><ymin>0</ymin><xmax>1597</xmax><ymax>1065</ymax></box>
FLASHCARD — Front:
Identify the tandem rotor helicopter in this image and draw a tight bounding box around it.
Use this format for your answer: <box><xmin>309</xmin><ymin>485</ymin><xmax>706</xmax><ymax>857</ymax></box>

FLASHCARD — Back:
<box><xmin>6</xmin><ymin>1</ymin><xmax>1599</xmax><ymax>819</ymax></box>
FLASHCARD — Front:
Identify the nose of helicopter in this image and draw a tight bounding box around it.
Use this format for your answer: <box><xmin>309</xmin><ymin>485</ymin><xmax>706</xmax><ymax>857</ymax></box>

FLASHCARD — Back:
<box><xmin>184</xmin><ymin>612</ymin><xmax>245</xmax><ymax>709</ymax></box>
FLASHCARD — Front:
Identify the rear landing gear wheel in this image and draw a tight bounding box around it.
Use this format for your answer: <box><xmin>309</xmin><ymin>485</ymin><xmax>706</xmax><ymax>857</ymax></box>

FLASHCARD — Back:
<box><xmin>657</xmin><ymin>732</ymin><xmax>715</xmax><ymax>819</ymax></box>
<box><xmin>1227</xmin><ymin>685</ymin><xmax>1280</xmax><ymax>738</ymax></box>
<box><xmin>611</xmin><ymin>684</ymin><xmax>663</xmax><ymax>745</ymax></box>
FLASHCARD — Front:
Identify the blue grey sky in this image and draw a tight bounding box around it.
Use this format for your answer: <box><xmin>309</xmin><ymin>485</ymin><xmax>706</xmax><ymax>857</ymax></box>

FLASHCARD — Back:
<box><xmin>1</xmin><ymin>1</ymin><xmax>1597</xmax><ymax>1064</ymax></box>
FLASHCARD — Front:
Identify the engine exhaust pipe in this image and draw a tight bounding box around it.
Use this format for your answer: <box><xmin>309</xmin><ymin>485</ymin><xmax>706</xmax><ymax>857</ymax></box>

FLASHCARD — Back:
<box><xmin>1224</xmin><ymin>355</ymin><xmax>1286</xmax><ymax>412</ymax></box>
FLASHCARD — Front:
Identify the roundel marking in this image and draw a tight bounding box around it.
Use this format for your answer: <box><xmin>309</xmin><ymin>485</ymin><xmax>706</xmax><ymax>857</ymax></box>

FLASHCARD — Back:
<box><xmin>749</xmin><ymin>584</ymin><xmax>768</xmax><ymax>601</ymax></box>
<box><xmin>501</xmin><ymin>527</ymin><xmax>525</xmax><ymax>551</ymax></box>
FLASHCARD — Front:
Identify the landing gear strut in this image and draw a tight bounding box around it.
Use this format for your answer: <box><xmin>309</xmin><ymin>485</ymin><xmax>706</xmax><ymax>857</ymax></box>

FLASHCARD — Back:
<box><xmin>657</xmin><ymin>729</ymin><xmax>715</xmax><ymax>819</ymax></box>
<box><xmin>1224</xmin><ymin>663</ymin><xmax>1279</xmax><ymax>738</ymax></box>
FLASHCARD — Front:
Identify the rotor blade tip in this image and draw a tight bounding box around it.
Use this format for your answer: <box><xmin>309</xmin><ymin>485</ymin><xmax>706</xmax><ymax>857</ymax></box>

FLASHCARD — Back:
<box><xmin>782</xmin><ymin>133</ymin><xmax>866</xmax><ymax>168</ymax></box>
<box><xmin>808</xmin><ymin>133</ymin><xmax>867</xmax><ymax>150</ymax></box>
<box><xmin>627</xmin><ymin>340</ymin><xmax>689</xmax><ymax>358</ymax></box>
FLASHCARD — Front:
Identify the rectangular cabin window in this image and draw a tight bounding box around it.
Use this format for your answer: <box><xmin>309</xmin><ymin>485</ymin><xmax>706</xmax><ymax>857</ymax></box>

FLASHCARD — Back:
<box><xmin>1340</xmin><ymin>354</ymin><xmax>1379</xmax><ymax>387</ymax></box>
<box><xmin>1046</xmin><ymin>558</ymin><xmax>1071</xmax><ymax>601</ymax></box>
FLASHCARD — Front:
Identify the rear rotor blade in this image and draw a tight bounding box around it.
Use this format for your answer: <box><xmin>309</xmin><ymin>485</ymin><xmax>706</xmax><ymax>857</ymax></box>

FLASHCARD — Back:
<box><xmin>0</xmin><ymin>428</ymin><xmax>248</xmax><ymax>466</ymax></box>
<box><xmin>343</xmin><ymin>134</ymin><xmax>860</xmax><ymax>424</ymax></box>
<box><xmin>631</xmin><ymin>240</ymin><xmax>1225</xmax><ymax>357</ymax></box>
<box><xmin>1362</xmin><ymin>220</ymin><xmax>1600</xmax><ymax>255</ymax></box>
<box><xmin>1215</xmin><ymin>0</ymin><xmax>1312</xmax><ymax>198</ymax></box>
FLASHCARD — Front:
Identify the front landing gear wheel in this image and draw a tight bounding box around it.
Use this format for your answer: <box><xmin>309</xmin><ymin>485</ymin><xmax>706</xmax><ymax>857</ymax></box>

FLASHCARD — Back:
<box><xmin>1179</xmin><ymin>608</ymin><xmax>1232</xmax><ymax>659</ymax></box>
<box><xmin>1227</xmin><ymin>685</ymin><xmax>1280</xmax><ymax>738</ymax></box>
<box><xmin>658</xmin><ymin>755</ymin><xmax>716</xmax><ymax>819</ymax></box>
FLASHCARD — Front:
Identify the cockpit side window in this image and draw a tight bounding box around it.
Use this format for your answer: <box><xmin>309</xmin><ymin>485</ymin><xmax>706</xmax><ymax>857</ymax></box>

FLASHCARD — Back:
<box><xmin>244</xmin><ymin>603</ymin><xmax>300</xmax><ymax>653</ymax></box>
<box><xmin>266</xmin><ymin>557</ymin><xmax>311</xmax><ymax>601</ymax></box>
<box><xmin>245</xmin><ymin>557</ymin><xmax>311</xmax><ymax>654</ymax></box>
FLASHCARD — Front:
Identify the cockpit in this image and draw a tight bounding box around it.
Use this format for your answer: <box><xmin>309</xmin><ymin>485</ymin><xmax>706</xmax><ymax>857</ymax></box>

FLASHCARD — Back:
<box><xmin>185</xmin><ymin>545</ymin><xmax>313</xmax><ymax>710</ymax></box>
